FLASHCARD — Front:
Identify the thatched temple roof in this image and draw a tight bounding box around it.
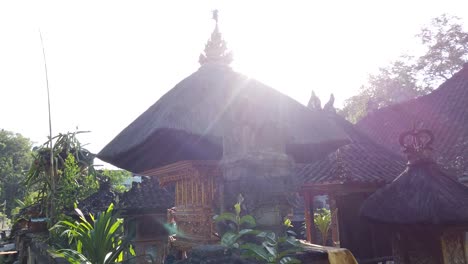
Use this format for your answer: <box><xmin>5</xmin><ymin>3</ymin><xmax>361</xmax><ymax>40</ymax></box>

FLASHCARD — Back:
<box><xmin>98</xmin><ymin>14</ymin><xmax>348</xmax><ymax>172</ymax></box>
<box><xmin>361</xmin><ymin>129</ymin><xmax>468</xmax><ymax>225</ymax></box>
<box><xmin>98</xmin><ymin>64</ymin><xmax>346</xmax><ymax>173</ymax></box>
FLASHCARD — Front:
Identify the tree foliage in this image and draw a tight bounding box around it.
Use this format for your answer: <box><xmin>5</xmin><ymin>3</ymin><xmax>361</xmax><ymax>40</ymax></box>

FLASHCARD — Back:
<box><xmin>0</xmin><ymin>129</ymin><xmax>32</xmax><ymax>217</ymax></box>
<box><xmin>417</xmin><ymin>14</ymin><xmax>468</xmax><ymax>87</ymax></box>
<box><xmin>54</xmin><ymin>154</ymin><xmax>98</xmax><ymax>214</ymax></box>
<box><xmin>99</xmin><ymin>169</ymin><xmax>133</xmax><ymax>193</ymax></box>
<box><xmin>341</xmin><ymin>14</ymin><xmax>468</xmax><ymax>123</ymax></box>
<box><xmin>25</xmin><ymin>131</ymin><xmax>97</xmax><ymax>223</ymax></box>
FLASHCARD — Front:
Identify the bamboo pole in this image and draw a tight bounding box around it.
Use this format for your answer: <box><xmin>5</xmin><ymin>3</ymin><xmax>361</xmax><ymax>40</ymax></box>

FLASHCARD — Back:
<box><xmin>40</xmin><ymin>30</ymin><xmax>55</xmax><ymax>223</ymax></box>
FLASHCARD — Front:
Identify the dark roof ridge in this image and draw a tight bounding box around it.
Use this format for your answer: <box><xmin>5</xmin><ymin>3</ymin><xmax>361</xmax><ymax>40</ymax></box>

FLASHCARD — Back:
<box><xmin>361</xmin><ymin>161</ymin><xmax>468</xmax><ymax>225</ymax></box>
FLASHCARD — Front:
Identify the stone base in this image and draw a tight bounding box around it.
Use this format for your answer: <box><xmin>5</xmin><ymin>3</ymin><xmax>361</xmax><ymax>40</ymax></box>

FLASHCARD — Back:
<box><xmin>174</xmin><ymin>245</ymin><xmax>255</xmax><ymax>264</ymax></box>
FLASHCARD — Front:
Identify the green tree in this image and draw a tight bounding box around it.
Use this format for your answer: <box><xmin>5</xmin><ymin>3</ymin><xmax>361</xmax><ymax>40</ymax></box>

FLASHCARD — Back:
<box><xmin>341</xmin><ymin>14</ymin><xmax>468</xmax><ymax>122</ymax></box>
<box><xmin>54</xmin><ymin>154</ymin><xmax>98</xmax><ymax>214</ymax></box>
<box><xmin>341</xmin><ymin>56</ymin><xmax>426</xmax><ymax>123</ymax></box>
<box><xmin>417</xmin><ymin>14</ymin><xmax>468</xmax><ymax>88</ymax></box>
<box><xmin>99</xmin><ymin>169</ymin><xmax>133</xmax><ymax>193</ymax></box>
<box><xmin>0</xmin><ymin>129</ymin><xmax>32</xmax><ymax>217</ymax></box>
<box><xmin>26</xmin><ymin>131</ymin><xmax>96</xmax><ymax>224</ymax></box>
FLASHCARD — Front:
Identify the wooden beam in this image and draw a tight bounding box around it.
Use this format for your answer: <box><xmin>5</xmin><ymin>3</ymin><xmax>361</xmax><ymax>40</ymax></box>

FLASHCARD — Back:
<box><xmin>0</xmin><ymin>251</ymin><xmax>17</xmax><ymax>255</ymax></box>
<box><xmin>301</xmin><ymin>183</ymin><xmax>383</xmax><ymax>195</ymax></box>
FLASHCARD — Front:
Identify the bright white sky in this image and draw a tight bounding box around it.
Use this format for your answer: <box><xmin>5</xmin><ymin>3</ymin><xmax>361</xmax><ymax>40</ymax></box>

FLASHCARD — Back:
<box><xmin>1</xmin><ymin>0</ymin><xmax>467</xmax><ymax>165</ymax></box>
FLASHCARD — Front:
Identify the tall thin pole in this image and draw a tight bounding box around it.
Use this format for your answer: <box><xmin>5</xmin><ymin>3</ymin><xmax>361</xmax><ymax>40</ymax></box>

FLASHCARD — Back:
<box><xmin>39</xmin><ymin>30</ymin><xmax>55</xmax><ymax>222</ymax></box>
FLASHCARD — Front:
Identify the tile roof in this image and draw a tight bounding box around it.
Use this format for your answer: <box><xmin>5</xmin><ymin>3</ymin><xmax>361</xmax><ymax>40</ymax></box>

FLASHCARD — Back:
<box><xmin>119</xmin><ymin>176</ymin><xmax>174</xmax><ymax>213</ymax></box>
<box><xmin>357</xmin><ymin>64</ymin><xmax>468</xmax><ymax>176</ymax></box>
<box><xmin>297</xmin><ymin>115</ymin><xmax>405</xmax><ymax>185</ymax></box>
<box><xmin>297</xmin><ymin>142</ymin><xmax>405</xmax><ymax>185</ymax></box>
<box><xmin>77</xmin><ymin>182</ymin><xmax>117</xmax><ymax>215</ymax></box>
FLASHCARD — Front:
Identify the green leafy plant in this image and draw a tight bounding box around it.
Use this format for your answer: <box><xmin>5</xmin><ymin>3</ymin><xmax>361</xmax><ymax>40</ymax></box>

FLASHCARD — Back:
<box><xmin>237</xmin><ymin>221</ymin><xmax>301</xmax><ymax>263</ymax></box>
<box><xmin>50</xmin><ymin>203</ymin><xmax>134</xmax><ymax>264</ymax></box>
<box><xmin>215</xmin><ymin>196</ymin><xmax>303</xmax><ymax>263</ymax></box>
<box><xmin>213</xmin><ymin>195</ymin><xmax>256</xmax><ymax>248</ymax></box>
<box><xmin>239</xmin><ymin>218</ymin><xmax>302</xmax><ymax>264</ymax></box>
<box><xmin>313</xmin><ymin>208</ymin><xmax>331</xmax><ymax>246</ymax></box>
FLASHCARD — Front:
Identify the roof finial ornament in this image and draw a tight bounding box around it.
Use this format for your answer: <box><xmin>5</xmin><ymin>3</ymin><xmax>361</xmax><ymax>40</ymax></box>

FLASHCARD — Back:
<box><xmin>212</xmin><ymin>9</ymin><xmax>219</xmax><ymax>24</ymax></box>
<box><xmin>199</xmin><ymin>10</ymin><xmax>233</xmax><ymax>66</ymax></box>
<box><xmin>323</xmin><ymin>93</ymin><xmax>336</xmax><ymax>114</ymax></box>
<box><xmin>399</xmin><ymin>124</ymin><xmax>434</xmax><ymax>164</ymax></box>
<box><xmin>307</xmin><ymin>90</ymin><xmax>322</xmax><ymax>111</ymax></box>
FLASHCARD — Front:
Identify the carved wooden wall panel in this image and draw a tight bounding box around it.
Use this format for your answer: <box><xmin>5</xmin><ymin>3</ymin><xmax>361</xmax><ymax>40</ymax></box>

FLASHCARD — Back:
<box><xmin>441</xmin><ymin>231</ymin><xmax>466</xmax><ymax>264</ymax></box>
<box><xmin>141</xmin><ymin>160</ymin><xmax>221</xmax><ymax>250</ymax></box>
<box><xmin>174</xmin><ymin>208</ymin><xmax>216</xmax><ymax>241</ymax></box>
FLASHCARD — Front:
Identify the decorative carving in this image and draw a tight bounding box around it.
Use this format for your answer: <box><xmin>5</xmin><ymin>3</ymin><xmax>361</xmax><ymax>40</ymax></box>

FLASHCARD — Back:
<box><xmin>141</xmin><ymin>160</ymin><xmax>220</xmax><ymax>186</ymax></box>
<box><xmin>399</xmin><ymin>127</ymin><xmax>435</xmax><ymax>163</ymax></box>
<box><xmin>441</xmin><ymin>231</ymin><xmax>466</xmax><ymax>264</ymax></box>
<box><xmin>172</xmin><ymin>207</ymin><xmax>218</xmax><ymax>252</ymax></box>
